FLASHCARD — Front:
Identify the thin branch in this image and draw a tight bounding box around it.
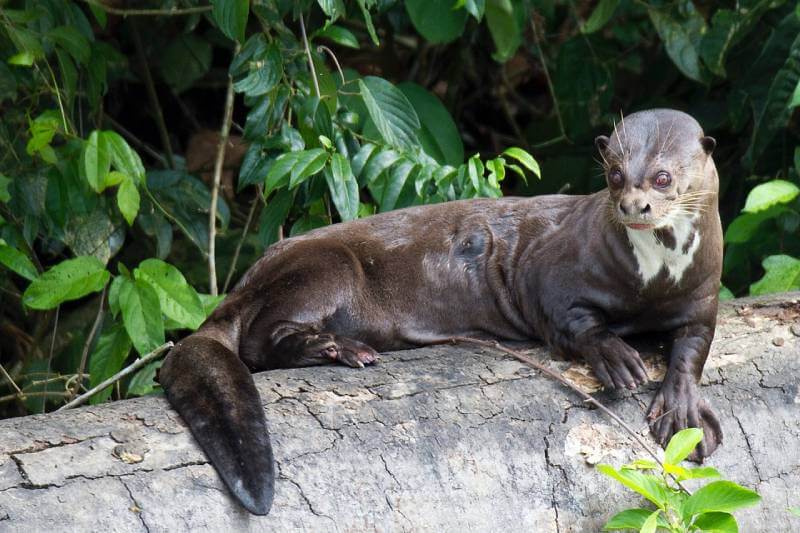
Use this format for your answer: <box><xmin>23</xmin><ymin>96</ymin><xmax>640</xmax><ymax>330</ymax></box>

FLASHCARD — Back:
<box><xmin>72</xmin><ymin>286</ymin><xmax>107</xmax><ymax>398</ymax></box>
<box><xmin>0</xmin><ymin>363</ymin><xmax>23</xmax><ymax>398</ymax></box>
<box><xmin>208</xmin><ymin>44</ymin><xmax>240</xmax><ymax>296</ymax></box>
<box><xmin>78</xmin><ymin>0</ymin><xmax>212</xmax><ymax>16</ymax></box>
<box><xmin>316</xmin><ymin>45</ymin><xmax>345</xmax><ymax>84</ymax></box>
<box><xmin>222</xmin><ymin>193</ymin><xmax>259</xmax><ymax>293</ymax></box>
<box><xmin>131</xmin><ymin>19</ymin><xmax>175</xmax><ymax>169</ymax></box>
<box><xmin>0</xmin><ymin>391</ymin><xmax>69</xmax><ymax>404</ymax></box>
<box><xmin>57</xmin><ymin>342</ymin><xmax>173</xmax><ymax>411</ymax></box>
<box><xmin>300</xmin><ymin>16</ymin><xmax>321</xmax><ymax>98</ymax></box>
<box><xmin>530</xmin><ymin>17</ymin><xmax>568</xmax><ymax>143</ymax></box>
<box><xmin>42</xmin><ymin>305</ymin><xmax>60</xmax><ymax>413</ymax></box>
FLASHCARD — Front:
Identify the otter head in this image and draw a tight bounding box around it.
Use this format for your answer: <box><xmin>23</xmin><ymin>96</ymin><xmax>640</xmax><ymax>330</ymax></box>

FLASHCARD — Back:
<box><xmin>595</xmin><ymin>109</ymin><xmax>717</xmax><ymax>231</ymax></box>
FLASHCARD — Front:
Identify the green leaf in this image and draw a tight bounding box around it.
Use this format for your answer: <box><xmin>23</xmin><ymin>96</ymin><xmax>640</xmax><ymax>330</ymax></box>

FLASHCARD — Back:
<box><xmin>603</xmin><ymin>509</ymin><xmax>669</xmax><ymax>531</ymax></box>
<box><xmin>289</xmin><ymin>149</ymin><xmax>328</xmax><ymax>188</ymax></box>
<box><xmin>315</xmin><ymin>24</ymin><xmax>359</xmax><ymax>49</ymax></box>
<box><xmin>361</xmin><ymin>148</ymin><xmax>402</xmax><ymax>185</ymax></box>
<box><xmin>257</xmin><ymin>188</ymin><xmax>294</xmax><ymax>247</ymax></box>
<box><xmin>8</xmin><ymin>51</ymin><xmax>35</xmax><ymax>66</ymax></box>
<box><xmin>698</xmin><ymin>9</ymin><xmax>738</xmax><ymax>77</ymax></box>
<box><xmin>231</xmin><ymin>39</ymin><xmax>282</xmax><ymax>97</ymax></box>
<box><xmin>640</xmin><ymin>510</ymin><xmax>659</xmax><ymax>533</ymax></box>
<box><xmin>398</xmin><ymin>82</ymin><xmax>464</xmax><ymax>166</ymax></box>
<box><xmin>0</xmin><ymin>242</ymin><xmax>38</xmax><ymax>281</ymax></box>
<box><xmin>503</xmin><ymin>147</ymin><xmax>540</xmax><ymax>178</ymax></box>
<box><xmin>134</xmin><ymin>259</ymin><xmax>205</xmax><ymax>330</ymax></box>
<box><xmin>0</xmin><ymin>173</ymin><xmax>10</xmax><ymax>202</ymax></box>
<box><xmin>83</xmin><ymin>130</ymin><xmax>112</xmax><ymax>193</ymax></box>
<box><xmin>88</xmin><ymin>323</ymin><xmax>132</xmax><ymax>404</ymax></box>
<box><xmin>791</xmin><ymin>79</ymin><xmax>800</xmax><ymax>108</ymax></box>
<box><xmin>719</xmin><ymin>286</ymin><xmax>735</xmax><ymax>301</ymax></box>
<box><xmin>127</xmin><ymin>360</ymin><xmax>162</xmax><ymax>397</ymax></box>
<box><xmin>681</xmin><ymin>481</ymin><xmax>761</xmax><ymax>519</ymax></box>
<box><xmin>325</xmin><ymin>153</ymin><xmax>359</xmax><ymax>221</ymax></box>
<box><xmin>664</xmin><ymin>427</ymin><xmax>703</xmax><ymax>464</ymax></box>
<box><xmin>687</xmin><ymin>467</ymin><xmax>722</xmax><ymax>480</ymax></box>
<box><xmin>789</xmin><ymin>507</ymin><xmax>800</xmax><ymax>517</ymax></box>
<box><xmin>359</xmin><ymin>77</ymin><xmax>421</xmax><ymax>152</ymax></box>
<box><xmin>692</xmin><ymin>511</ymin><xmax>738</xmax><ymax>533</ymax></box>
<box><xmin>459</xmin><ymin>0</ymin><xmax>485</xmax><ymax>20</ymax></box>
<box><xmin>374</xmin><ymin>159</ymin><xmax>415</xmax><ymax>212</ymax></box>
<box><xmin>405</xmin><ymin>0</ymin><xmax>468</xmax><ymax>44</ymax></box>
<box><xmin>198</xmin><ymin>293</ymin><xmax>225</xmax><ymax>317</ymax></box>
<box><xmin>212</xmin><ymin>0</ymin><xmax>250</xmax><ymax>43</ymax></box>
<box><xmin>23</xmin><ymin>256</ymin><xmax>109</xmax><ymax>310</ymax></box>
<box><xmin>355</xmin><ymin>0</ymin><xmax>379</xmax><ymax>45</ymax></box>
<box><xmin>105</xmin><ymin>131</ymin><xmax>145</xmax><ymax>184</ymax></box>
<box><xmin>648</xmin><ymin>5</ymin><xmax>708</xmax><ymax>83</ymax></box>
<box><xmin>48</xmin><ymin>26</ymin><xmax>90</xmax><ymax>65</ymax></box>
<box><xmin>582</xmin><ymin>0</ymin><xmax>619</xmax><ymax>34</ymax></box>
<box><xmin>750</xmin><ymin>255</ymin><xmax>800</xmax><ymax>295</ymax></box>
<box><xmin>26</xmin><ymin>111</ymin><xmax>60</xmax><ymax>157</ymax></box>
<box><xmin>317</xmin><ymin>0</ymin><xmax>345</xmax><ymax>21</ymax></box>
<box><xmin>108</xmin><ymin>274</ymin><xmax>124</xmax><ymax>317</ymax></box>
<box><xmin>485</xmin><ymin>0</ymin><xmax>522</xmax><ymax>62</ymax></box>
<box><xmin>724</xmin><ymin>207</ymin><xmax>786</xmax><ymax>244</ymax></box>
<box><xmin>596</xmin><ymin>465</ymin><xmax>669</xmax><ymax>507</ymax></box>
<box><xmin>467</xmin><ymin>155</ymin><xmax>484</xmax><ymax>192</ymax></box>
<box><xmin>158</xmin><ymin>35</ymin><xmax>212</xmax><ymax>94</ymax></box>
<box><xmin>119</xmin><ymin>277</ymin><xmax>165</xmax><ymax>355</ymax></box>
<box><xmin>117</xmin><ymin>179</ymin><xmax>140</xmax><ymax>226</ymax></box>
<box><xmin>743</xmin><ymin>180</ymin><xmax>800</xmax><ymax>213</ymax></box>
<box><xmin>265</xmin><ymin>152</ymin><xmax>298</xmax><ymax>195</ymax></box>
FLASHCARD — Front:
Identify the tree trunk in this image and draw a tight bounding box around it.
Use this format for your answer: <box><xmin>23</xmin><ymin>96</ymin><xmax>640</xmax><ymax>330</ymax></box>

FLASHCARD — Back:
<box><xmin>0</xmin><ymin>294</ymin><xmax>798</xmax><ymax>531</ymax></box>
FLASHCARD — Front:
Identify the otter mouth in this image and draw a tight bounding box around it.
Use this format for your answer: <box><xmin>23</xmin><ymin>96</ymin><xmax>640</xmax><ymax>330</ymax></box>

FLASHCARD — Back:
<box><xmin>624</xmin><ymin>222</ymin><xmax>656</xmax><ymax>231</ymax></box>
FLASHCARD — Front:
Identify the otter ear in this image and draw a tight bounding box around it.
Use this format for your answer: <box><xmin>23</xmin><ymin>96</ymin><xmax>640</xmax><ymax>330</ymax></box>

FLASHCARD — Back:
<box><xmin>700</xmin><ymin>136</ymin><xmax>716</xmax><ymax>154</ymax></box>
<box><xmin>595</xmin><ymin>135</ymin><xmax>610</xmax><ymax>152</ymax></box>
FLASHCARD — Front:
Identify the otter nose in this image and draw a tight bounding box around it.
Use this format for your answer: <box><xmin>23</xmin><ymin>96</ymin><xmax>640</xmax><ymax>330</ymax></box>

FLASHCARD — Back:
<box><xmin>619</xmin><ymin>200</ymin><xmax>651</xmax><ymax>216</ymax></box>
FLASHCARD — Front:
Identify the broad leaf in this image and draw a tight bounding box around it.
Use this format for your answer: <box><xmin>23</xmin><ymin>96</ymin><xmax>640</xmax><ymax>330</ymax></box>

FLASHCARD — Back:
<box><xmin>48</xmin><ymin>25</ymin><xmax>90</xmax><ymax>65</ymax></box>
<box><xmin>88</xmin><ymin>323</ymin><xmax>132</xmax><ymax>404</ymax></box>
<box><xmin>317</xmin><ymin>0</ymin><xmax>345</xmax><ymax>21</ymax></box>
<box><xmin>640</xmin><ymin>510</ymin><xmax>659</xmax><ymax>533</ymax></box>
<box><xmin>750</xmin><ymin>255</ymin><xmax>800</xmax><ymax>295</ymax></box>
<box><xmin>289</xmin><ymin>149</ymin><xmax>328</xmax><ymax>189</ymax></box>
<box><xmin>0</xmin><ymin>173</ymin><xmax>10</xmax><ymax>202</ymax></box>
<box><xmin>117</xmin><ymin>178</ymin><xmax>140</xmax><ymax>226</ymax></box>
<box><xmin>258</xmin><ymin>188</ymin><xmax>294</xmax><ymax>247</ymax></box>
<box><xmin>681</xmin><ymin>480</ymin><xmax>761</xmax><ymax>519</ymax></box>
<box><xmin>664</xmin><ymin>427</ymin><xmax>703</xmax><ymax>464</ymax></box>
<box><xmin>692</xmin><ymin>511</ymin><xmax>738</xmax><ymax>533</ymax></box>
<box><xmin>398</xmin><ymin>82</ymin><xmax>464</xmax><ymax>166</ymax></box>
<box><xmin>743</xmin><ymin>180</ymin><xmax>800</xmax><ymax>213</ymax></box>
<box><xmin>596</xmin><ymin>465</ymin><xmax>669</xmax><ymax>507</ymax></box>
<box><xmin>83</xmin><ymin>130</ymin><xmax>111</xmax><ymax>192</ymax></box>
<box><xmin>325</xmin><ymin>153</ymin><xmax>359</xmax><ymax>221</ymax></box>
<box><xmin>0</xmin><ymin>242</ymin><xmax>37</xmax><ymax>281</ymax></box>
<box><xmin>134</xmin><ymin>259</ymin><xmax>205</xmax><ymax>330</ymax></box>
<box><xmin>405</xmin><ymin>0</ymin><xmax>468</xmax><ymax>44</ymax></box>
<box><xmin>603</xmin><ymin>509</ymin><xmax>670</xmax><ymax>530</ymax></box>
<box><xmin>105</xmin><ymin>131</ymin><xmax>145</xmax><ymax>184</ymax></box>
<box><xmin>485</xmin><ymin>0</ymin><xmax>522</xmax><ymax>62</ymax></box>
<box><xmin>159</xmin><ymin>35</ymin><xmax>212</xmax><ymax>94</ymax></box>
<box><xmin>127</xmin><ymin>360</ymin><xmax>162</xmax><ymax>397</ymax></box>
<box><xmin>648</xmin><ymin>5</ymin><xmax>708</xmax><ymax>83</ymax></box>
<box><xmin>212</xmin><ymin>0</ymin><xmax>249</xmax><ymax>43</ymax></box>
<box><xmin>503</xmin><ymin>147</ymin><xmax>541</xmax><ymax>178</ymax></box>
<box><xmin>23</xmin><ymin>256</ymin><xmax>109</xmax><ymax>310</ymax></box>
<box><xmin>359</xmin><ymin>77</ymin><xmax>421</xmax><ymax>152</ymax></box>
<box><xmin>232</xmin><ymin>40</ymin><xmax>282</xmax><ymax>97</ymax></box>
<box><xmin>315</xmin><ymin>24</ymin><xmax>359</xmax><ymax>49</ymax></box>
<box><xmin>582</xmin><ymin>0</ymin><xmax>619</xmax><ymax>34</ymax></box>
<box><xmin>119</xmin><ymin>277</ymin><xmax>165</xmax><ymax>355</ymax></box>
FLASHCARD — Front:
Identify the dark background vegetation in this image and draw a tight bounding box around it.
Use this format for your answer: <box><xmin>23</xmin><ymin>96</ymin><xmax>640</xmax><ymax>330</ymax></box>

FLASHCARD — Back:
<box><xmin>0</xmin><ymin>0</ymin><xmax>798</xmax><ymax>418</ymax></box>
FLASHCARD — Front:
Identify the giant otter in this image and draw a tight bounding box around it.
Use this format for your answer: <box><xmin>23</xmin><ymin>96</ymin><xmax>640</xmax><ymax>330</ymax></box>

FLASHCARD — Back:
<box><xmin>159</xmin><ymin>108</ymin><xmax>723</xmax><ymax>514</ymax></box>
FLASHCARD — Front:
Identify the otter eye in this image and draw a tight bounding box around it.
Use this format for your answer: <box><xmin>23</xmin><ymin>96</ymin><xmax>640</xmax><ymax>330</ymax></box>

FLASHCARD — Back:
<box><xmin>654</xmin><ymin>171</ymin><xmax>671</xmax><ymax>188</ymax></box>
<box><xmin>608</xmin><ymin>168</ymin><xmax>624</xmax><ymax>188</ymax></box>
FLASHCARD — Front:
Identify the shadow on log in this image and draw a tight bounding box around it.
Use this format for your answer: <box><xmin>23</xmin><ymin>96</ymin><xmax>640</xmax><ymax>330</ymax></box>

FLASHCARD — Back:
<box><xmin>0</xmin><ymin>294</ymin><xmax>798</xmax><ymax>531</ymax></box>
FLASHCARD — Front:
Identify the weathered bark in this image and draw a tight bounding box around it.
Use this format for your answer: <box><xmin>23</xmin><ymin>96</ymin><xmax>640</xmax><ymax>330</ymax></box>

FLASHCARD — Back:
<box><xmin>0</xmin><ymin>294</ymin><xmax>798</xmax><ymax>531</ymax></box>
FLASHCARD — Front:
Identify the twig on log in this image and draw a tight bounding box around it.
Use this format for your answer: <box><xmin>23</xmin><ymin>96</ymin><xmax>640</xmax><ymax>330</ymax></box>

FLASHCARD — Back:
<box><xmin>42</xmin><ymin>305</ymin><xmax>60</xmax><ymax>413</ymax></box>
<box><xmin>208</xmin><ymin>44</ymin><xmax>240</xmax><ymax>296</ymax></box>
<box><xmin>57</xmin><ymin>342</ymin><xmax>174</xmax><ymax>411</ymax></box>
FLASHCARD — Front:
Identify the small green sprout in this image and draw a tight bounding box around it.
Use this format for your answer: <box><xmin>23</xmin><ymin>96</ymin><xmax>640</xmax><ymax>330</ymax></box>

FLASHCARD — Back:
<box><xmin>598</xmin><ymin>428</ymin><xmax>761</xmax><ymax>532</ymax></box>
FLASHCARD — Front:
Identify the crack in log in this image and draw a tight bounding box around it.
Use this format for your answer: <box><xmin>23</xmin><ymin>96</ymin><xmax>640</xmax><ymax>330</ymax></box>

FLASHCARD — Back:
<box><xmin>732</xmin><ymin>411</ymin><xmax>764</xmax><ymax>484</ymax></box>
<box><xmin>543</xmin><ymin>423</ymin><xmax>564</xmax><ymax>533</ymax></box>
<box><xmin>120</xmin><ymin>478</ymin><xmax>150</xmax><ymax>533</ymax></box>
<box><xmin>279</xmin><ymin>474</ymin><xmax>335</xmax><ymax>525</ymax></box>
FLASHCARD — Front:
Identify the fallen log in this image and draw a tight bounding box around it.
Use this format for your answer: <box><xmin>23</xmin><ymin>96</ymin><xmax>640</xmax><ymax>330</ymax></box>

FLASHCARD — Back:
<box><xmin>0</xmin><ymin>294</ymin><xmax>798</xmax><ymax>531</ymax></box>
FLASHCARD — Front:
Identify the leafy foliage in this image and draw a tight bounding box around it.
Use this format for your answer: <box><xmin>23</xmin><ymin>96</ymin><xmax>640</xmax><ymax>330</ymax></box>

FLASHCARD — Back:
<box><xmin>599</xmin><ymin>429</ymin><xmax>761</xmax><ymax>532</ymax></box>
<box><xmin>0</xmin><ymin>0</ymin><xmax>798</xmax><ymax>419</ymax></box>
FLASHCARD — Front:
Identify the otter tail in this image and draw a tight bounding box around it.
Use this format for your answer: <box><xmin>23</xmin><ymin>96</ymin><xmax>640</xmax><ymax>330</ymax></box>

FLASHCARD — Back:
<box><xmin>159</xmin><ymin>335</ymin><xmax>275</xmax><ymax>515</ymax></box>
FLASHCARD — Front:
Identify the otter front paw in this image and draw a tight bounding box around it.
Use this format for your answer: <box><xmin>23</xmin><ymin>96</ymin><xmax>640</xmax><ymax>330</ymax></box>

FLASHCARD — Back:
<box><xmin>647</xmin><ymin>375</ymin><xmax>722</xmax><ymax>461</ymax></box>
<box><xmin>584</xmin><ymin>336</ymin><xmax>649</xmax><ymax>390</ymax></box>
